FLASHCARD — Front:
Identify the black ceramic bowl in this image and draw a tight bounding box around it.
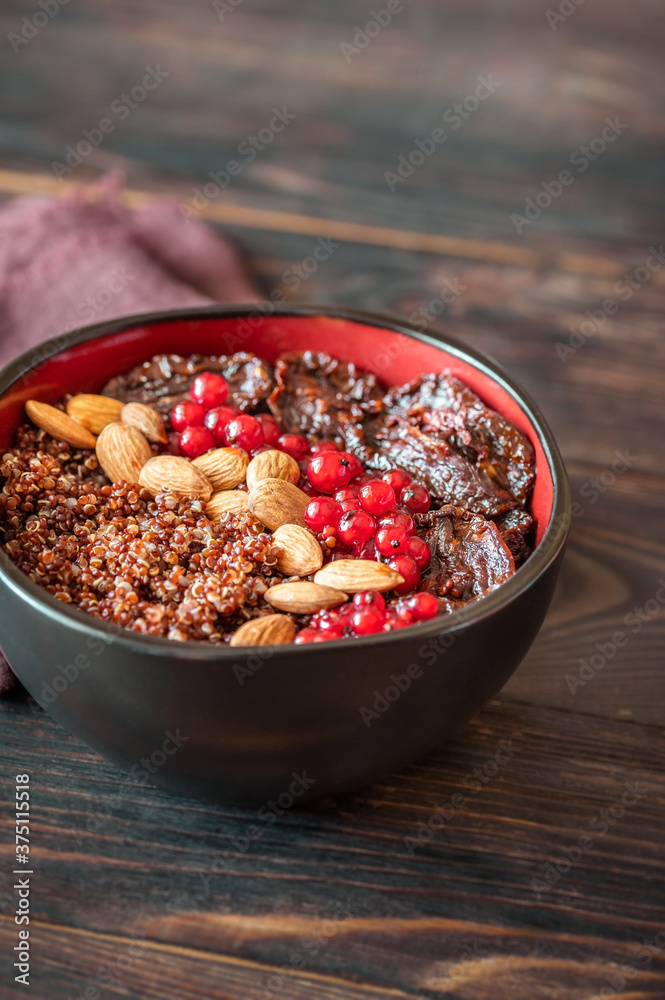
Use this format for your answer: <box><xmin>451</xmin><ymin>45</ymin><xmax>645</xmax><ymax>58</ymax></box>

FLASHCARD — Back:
<box><xmin>0</xmin><ymin>306</ymin><xmax>569</xmax><ymax>805</ymax></box>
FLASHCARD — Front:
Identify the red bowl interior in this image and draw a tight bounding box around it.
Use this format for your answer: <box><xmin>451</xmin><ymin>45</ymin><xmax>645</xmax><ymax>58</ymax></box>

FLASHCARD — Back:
<box><xmin>0</xmin><ymin>314</ymin><xmax>553</xmax><ymax>545</ymax></box>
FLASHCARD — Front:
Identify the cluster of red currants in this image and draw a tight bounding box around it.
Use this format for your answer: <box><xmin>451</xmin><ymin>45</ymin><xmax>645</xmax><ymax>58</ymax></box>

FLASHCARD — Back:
<box><xmin>303</xmin><ymin>450</ymin><xmax>431</xmax><ymax>593</ymax></box>
<box><xmin>170</xmin><ymin>371</ymin><xmax>310</xmax><ymax>461</ymax></box>
<box><xmin>294</xmin><ymin>589</ymin><xmax>439</xmax><ymax>643</ymax></box>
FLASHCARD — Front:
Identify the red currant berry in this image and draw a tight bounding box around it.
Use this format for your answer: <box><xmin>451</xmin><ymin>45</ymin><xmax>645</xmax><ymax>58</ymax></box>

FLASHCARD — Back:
<box><xmin>336</xmin><ymin>601</ymin><xmax>356</xmax><ymax>622</ymax></box>
<box><xmin>339</xmin><ymin>452</ymin><xmax>364</xmax><ymax>480</ymax></box>
<box><xmin>304</xmin><ymin>497</ymin><xmax>342</xmax><ymax>531</ymax></box>
<box><xmin>394</xmin><ymin>601</ymin><xmax>415</xmax><ymax>622</ymax></box>
<box><xmin>278</xmin><ymin>433</ymin><xmax>309</xmax><ymax>461</ymax></box>
<box><xmin>378</xmin><ymin>510</ymin><xmax>416</xmax><ymax>536</ymax></box>
<box><xmin>337</xmin><ymin>508</ymin><xmax>376</xmax><ymax>547</ymax></box>
<box><xmin>375</xmin><ymin>526</ymin><xmax>410</xmax><ymax>556</ymax></box>
<box><xmin>190</xmin><ymin>372</ymin><xmax>229</xmax><ymax>409</ymax></box>
<box><xmin>382</xmin><ymin>469</ymin><xmax>411</xmax><ymax>492</ymax></box>
<box><xmin>407</xmin><ymin>535</ymin><xmax>431</xmax><ymax>568</ymax></box>
<box><xmin>319</xmin><ymin>624</ymin><xmax>344</xmax><ymax>640</ymax></box>
<box><xmin>350</xmin><ymin>606</ymin><xmax>386</xmax><ymax>636</ymax></box>
<box><xmin>179</xmin><ymin>425</ymin><xmax>215</xmax><ymax>459</ymax></box>
<box><xmin>171</xmin><ymin>401</ymin><xmax>205</xmax><ymax>432</ymax></box>
<box><xmin>359</xmin><ymin>478</ymin><xmax>396</xmax><ymax>516</ymax></box>
<box><xmin>383</xmin><ymin>609</ymin><xmax>410</xmax><ymax>631</ymax></box>
<box><xmin>311</xmin><ymin>611</ymin><xmax>344</xmax><ymax>637</ymax></box>
<box><xmin>352</xmin><ymin>590</ymin><xmax>386</xmax><ymax>611</ymax></box>
<box><xmin>400</xmin><ymin>483</ymin><xmax>431</xmax><ymax>514</ymax></box>
<box><xmin>357</xmin><ymin>538</ymin><xmax>378</xmax><ymax>560</ymax></box>
<box><xmin>307</xmin><ymin>452</ymin><xmax>353</xmax><ymax>494</ymax></box>
<box><xmin>333</xmin><ymin>485</ymin><xmax>359</xmax><ymax>502</ymax></box>
<box><xmin>398</xmin><ymin>591</ymin><xmax>439</xmax><ymax>621</ymax></box>
<box><xmin>255</xmin><ymin>413</ymin><xmax>281</xmax><ymax>447</ymax></box>
<box><xmin>166</xmin><ymin>431</ymin><xmax>181</xmax><ymax>455</ymax></box>
<box><xmin>311</xmin><ymin>440</ymin><xmax>339</xmax><ymax>454</ymax></box>
<box><xmin>339</xmin><ymin>498</ymin><xmax>362</xmax><ymax>513</ymax></box>
<box><xmin>204</xmin><ymin>405</ymin><xmax>239</xmax><ymax>444</ymax></box>
<box><xmin>295</xmin><ymin>628</ymin><xmax>335</xmax><ymax>644</ymax></box>
<box><xmin>387</xmin><ymin>554</ymin><xmax>421</xmax><ymax>595</ymax></box>
<box><xmin>223</xmin><ymin>415</ymin><xmax>264</xmax><ymax>452</ymax></box>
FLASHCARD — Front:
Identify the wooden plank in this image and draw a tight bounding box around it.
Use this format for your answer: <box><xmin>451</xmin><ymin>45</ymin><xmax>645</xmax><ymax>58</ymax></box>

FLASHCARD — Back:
<box><xmin>1</xmin><ymin>918</ymin><xmax>664</xmax><ymax>1000</ymax></box>
<box><xmin>0</xmin><ymin>699</ymin><xmax>663</xmax><ymax>997</ymax></box>
<box><xmin>505</xmin><ymin>473</ymin><xmax>665</xmax><ymax>725</ymax></box>
<box><xmin>0</xmin><ymin>167</ymin><xmax>653</xmax><ymax>279</ymax></box>
<box><xmin>0</xmin><ymin>0</ymin><xmax>663</xmax><ymax>257</ymax></box>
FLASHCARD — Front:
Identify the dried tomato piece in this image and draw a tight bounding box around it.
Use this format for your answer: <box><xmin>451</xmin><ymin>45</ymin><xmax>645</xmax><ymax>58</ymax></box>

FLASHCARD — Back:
<box><xmin>384</xmin><ymin>372</ymin><xmax>535</xmax><ymax>505</ymax></box>
<box><xmin>103</xmin><ymin>352</ymin><xmax>274</xmax><ymax>416</ymax></box>
<box><xmin>418</xmin><ymin>505</ymin><xmax>515</xmax><ymax>601</ymax></box>
<box><xmin>494</xmin><ymin>508</ymin><xmax>535</xmax><ymax>567</ymax></box>
<box><xmin>347</xmin><ymin>417</ymin><xmax>517</xmax><ymax>519</ymax></box>
<box><xmin>268</xmin><ymin>350</ymin><xmax>383</xmax><ymax>439</ymax></box>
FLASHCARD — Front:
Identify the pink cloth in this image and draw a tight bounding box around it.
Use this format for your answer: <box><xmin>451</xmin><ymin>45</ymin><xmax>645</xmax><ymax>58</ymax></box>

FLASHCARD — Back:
<box><xmin>0</xmin><ymin>174</ymin><xmax>261</xmax><ymax>692</ymax></box>
<box><xmin>0</xmin><ymin>173</ymin><xmax>260</xmax><ymax>367</ymax></box>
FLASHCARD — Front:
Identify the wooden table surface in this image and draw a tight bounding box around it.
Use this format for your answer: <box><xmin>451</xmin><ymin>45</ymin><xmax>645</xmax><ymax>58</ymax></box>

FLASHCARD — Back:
<box><xmin>0</xmin><ymin>1</ymin><xmax>664</xmax><ymax>997</ymax></box>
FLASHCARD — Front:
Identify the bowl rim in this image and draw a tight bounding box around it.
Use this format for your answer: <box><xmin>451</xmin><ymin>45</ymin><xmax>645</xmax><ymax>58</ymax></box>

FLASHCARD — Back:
<box><xmin>0</xmin><ymin>303</ymin><xmax>571</xmax><ymax>658</ymax></box>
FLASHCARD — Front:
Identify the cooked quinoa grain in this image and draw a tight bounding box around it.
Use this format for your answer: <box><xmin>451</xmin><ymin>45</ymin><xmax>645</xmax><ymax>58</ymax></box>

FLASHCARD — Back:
<box><xmin>0</xmin><ymin>427</ymin><xmax>281</xmax><ymax>643</ymax></box>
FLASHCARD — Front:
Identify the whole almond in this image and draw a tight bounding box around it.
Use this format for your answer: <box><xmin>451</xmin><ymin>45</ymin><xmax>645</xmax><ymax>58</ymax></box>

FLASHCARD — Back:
<box><xmin>96</xmin><ymin>422</ymin><xmax>153</xmax><ymax>485</ymax></box>
<box><xmin>121</xmin><ymin>401</ymin><xmax>167</xmax><ymax>444</ymax></box>
<box><xmin>246</xmin><ymin>449</ymin><xmax>300</xmax><ymax>491</ymax></box>
<box><xmin>229</xmin><ymin>615</ymin><xmax>295</xmax><ymax>647</ymax></box>
<box><xmin>272</xmin><ymin>524</ymin><xmax>323</xmax><ymax>577</ymax></box>
<box><xmin>314</xmin><ymin>559</ymin><xmax>404</xmax><ymax>593</ymax></box>
<box><xmin>139</xmin><ymin>455</ymin><xmax>213</xmax><ymax>500</ymax></box>
<box><xmin>247</xmin><ymin>478</ymin><xmax>309</xmax><ymax>531</ymax></box>
<box><xmin>192</xmin><ymin>447</ymin><xmax>249</xmax><ymax>491</ymax></box>
<box><xmin>26</xmin><ymin>400</ymin><xmax>96</xmax><ymax>449</ymax></box>
<box><xmin>265</xmin><ymin>581</ymin><xmax>347</xmax><ymax>614</ymax></box>
<box><xmin>66</xmin><ymin>394</ymin><xmax>124</xmax><ymax>434</ymax></box>
<box><xmin>206</xmin><ymin>490</ymin><xmax>250</xmax><ymax>521</ymax></box>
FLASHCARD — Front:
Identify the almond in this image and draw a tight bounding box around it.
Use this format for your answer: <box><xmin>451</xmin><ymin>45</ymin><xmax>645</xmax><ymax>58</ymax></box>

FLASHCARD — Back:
<box><xmin>192</xmin><ymin>447</ymin><xmax>249</xmax><ymax>491</ymax></box>
<box><xmin>272</xmin><ymin>524</ymin><xmax>323</xmax><ymax>577</ymax></box>
<box><xmin>206</xmin><ymin>490</ymin><xmax>250</xmax><ymax>521</ymax></box>
<box><xmin>139</xmin><ymin>455</ymin><xmax>213</xmax><ymax>500</ymax></box>
<box><xmin>246</xmin><ymin>449</ymin><xmax>300</xmax><ymax>491</ymax></box>
<box><xmin>314</xmin><ymin>559</ymin><xmax>404</xmax><ymax>593</ymax></box>
<box><xmin>229</xmin><ymin>614</ymin><xmax>295</xmax><ymax>647</ymax></box>
<box><xmin>265</xmin><ymin>580</ymin><xmax>348</xmax><ymax>614</ymax></box>
<box><xmin>26</xmin><ymin>399</ymin><xmax>97</xmax><ymax>449</ymax></box>
<box><xmin>247</xmin><ymin>478</ymin><xmax>309</xmax><ymax>531</ymax></box>
<box><xmin>121</xmin><ymin>401</ymin><xmax>167</xmax><ymax>444</ymax></box>
<box><xmin>66</xmin><ymin>394</ymin><xmax>124</xmax><ymax>434</ymax></box>
<box><xmin>96</xmin><ymin>422</ymin><xmax>153</xmax><ymax>484</ymax></box>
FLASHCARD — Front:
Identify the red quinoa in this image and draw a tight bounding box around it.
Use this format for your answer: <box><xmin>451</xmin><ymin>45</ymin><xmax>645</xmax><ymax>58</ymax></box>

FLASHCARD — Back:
<box><xmin>0</xmin><ymin>426</ymin><xmax>281</xmax><ymax>643</ymax></box>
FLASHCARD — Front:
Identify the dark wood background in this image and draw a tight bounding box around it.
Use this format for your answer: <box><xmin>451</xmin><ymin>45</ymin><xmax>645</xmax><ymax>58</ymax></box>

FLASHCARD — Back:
<box><xmin>0</xmin><ymin>1</ymin><xmax>663</xmax><ymax>997</ymax></box>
